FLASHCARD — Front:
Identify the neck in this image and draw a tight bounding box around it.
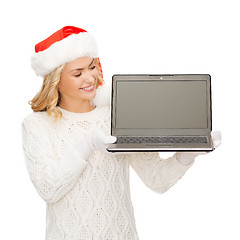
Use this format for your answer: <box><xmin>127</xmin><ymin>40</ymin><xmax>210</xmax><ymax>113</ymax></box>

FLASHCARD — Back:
<box><xmin>58</xmin><ymin>100</ymin><xmax>95</xmax><ymax>113</ymax></box>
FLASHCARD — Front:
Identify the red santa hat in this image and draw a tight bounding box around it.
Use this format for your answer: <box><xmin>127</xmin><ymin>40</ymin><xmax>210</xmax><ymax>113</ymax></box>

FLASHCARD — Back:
<box><xmin>31</xmin><ymin>26</ymin><xmax>101</xmax><ymax>77</ymax></box>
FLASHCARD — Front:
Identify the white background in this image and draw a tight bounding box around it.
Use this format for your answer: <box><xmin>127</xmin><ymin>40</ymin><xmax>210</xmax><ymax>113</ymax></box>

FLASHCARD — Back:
<box><xmin>1</xmin><ymin>0</ymin><xmax>239</xmax><ymax>239</ymax></box>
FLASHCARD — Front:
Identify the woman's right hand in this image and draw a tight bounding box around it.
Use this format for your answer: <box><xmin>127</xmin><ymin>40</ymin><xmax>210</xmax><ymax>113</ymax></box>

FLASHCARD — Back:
<box><xmin>75</xmin><ymin>128</ymin><xmax>117</xmax><ymax>161</ymax></box>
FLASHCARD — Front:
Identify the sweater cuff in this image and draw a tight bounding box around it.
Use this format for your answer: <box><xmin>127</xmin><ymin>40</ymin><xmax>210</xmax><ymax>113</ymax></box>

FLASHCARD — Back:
<box><xmin>175</xmin><ymin>152</ymin><xmax>196</xmax><ymax>166</ymax></box>
<box><xmin>64</xmin><ymin>146</ymin><xmax>88</xmax><ymax>179</ymax></box>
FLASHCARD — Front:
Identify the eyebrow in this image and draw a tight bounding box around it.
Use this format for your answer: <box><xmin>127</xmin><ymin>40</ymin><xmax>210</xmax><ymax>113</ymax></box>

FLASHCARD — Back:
<box><xmin>70</xmin><ymin>59</ymin><xmax>95</xmax><ymax>72</ymax></box>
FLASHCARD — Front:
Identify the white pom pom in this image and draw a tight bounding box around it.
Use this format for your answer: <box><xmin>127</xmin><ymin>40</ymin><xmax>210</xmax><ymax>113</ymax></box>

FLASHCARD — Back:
<box><xmin>91</xmin><ymin>84</ymin><xmax>111</xmax><ymax>107</ymax></box>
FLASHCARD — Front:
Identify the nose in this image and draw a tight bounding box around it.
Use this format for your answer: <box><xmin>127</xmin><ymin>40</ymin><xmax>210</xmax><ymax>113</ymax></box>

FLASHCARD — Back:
<box><xmin>82</xmin><ymin>70</ymin><xmax>96</xmax><ymax>84</ymax></box>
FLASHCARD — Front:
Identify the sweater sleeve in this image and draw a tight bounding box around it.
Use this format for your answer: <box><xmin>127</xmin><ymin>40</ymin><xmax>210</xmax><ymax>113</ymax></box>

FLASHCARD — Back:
<box><xmin>21</xmin><ymin>118</ymin><xmax>88</xmax><ymax>204</ymax></box>
<box><xmin>129</xmin><ymin>152</ymin><xmax>193</xmax><ymax>194</ymax></box>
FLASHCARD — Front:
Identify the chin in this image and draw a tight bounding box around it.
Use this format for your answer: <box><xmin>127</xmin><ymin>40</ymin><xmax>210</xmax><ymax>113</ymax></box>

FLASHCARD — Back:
<box><xmin>86</xmin><ymin>89</ymin><xmax>97</xmax><ymax>100</ymax></box>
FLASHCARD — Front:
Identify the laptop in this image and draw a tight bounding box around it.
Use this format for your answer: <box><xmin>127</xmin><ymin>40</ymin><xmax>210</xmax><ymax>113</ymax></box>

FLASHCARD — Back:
<box><xmin>106</xmin><ymin>74</ymin><xmax>214</xmax><ymax>152</ymax></box>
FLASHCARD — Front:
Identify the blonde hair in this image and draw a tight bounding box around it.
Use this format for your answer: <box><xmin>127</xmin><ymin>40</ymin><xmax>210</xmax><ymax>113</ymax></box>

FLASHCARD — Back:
<box><xmin>29</xmin><ymin>58</ymin><xmax>104</xmax><ymax>122</ymax></box>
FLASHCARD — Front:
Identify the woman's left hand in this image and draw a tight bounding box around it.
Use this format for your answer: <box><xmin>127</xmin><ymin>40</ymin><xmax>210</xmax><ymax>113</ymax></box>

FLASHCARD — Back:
<box><xmin>175</xmin><ymin>131</ymin><xmax>222</xmax><ymax>166</ymax></box>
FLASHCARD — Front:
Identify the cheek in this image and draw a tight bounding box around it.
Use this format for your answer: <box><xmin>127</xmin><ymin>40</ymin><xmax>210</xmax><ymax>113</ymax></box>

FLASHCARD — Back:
<box><xmin>59</xmin><ymin>76</ymin><xmax>79</xmax><ymax>92</ymax></box>
<box><xmin>92</xmin><ymin>68</ymin><xmax>99</xmax><ymax>77</ymax></box>
<box><xmin>92</xmin><ymin>69</ymin><xmax>99</xmax><ymax>84</ymax></box>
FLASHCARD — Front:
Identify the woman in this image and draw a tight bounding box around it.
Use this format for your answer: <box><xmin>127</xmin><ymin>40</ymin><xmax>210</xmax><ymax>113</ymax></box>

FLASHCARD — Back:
<box><xmin>22</xmin><ymin>26</ymin><xmax>221</xmax><ymax>240</ymax></box>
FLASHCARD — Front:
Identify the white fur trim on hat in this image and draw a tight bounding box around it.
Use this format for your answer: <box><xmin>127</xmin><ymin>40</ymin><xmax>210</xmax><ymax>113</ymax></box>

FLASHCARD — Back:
<box><xmin>91</xmin><ymin>84</ymin><xmax>111</xmax><ymax>107</ymax></box>
<box><xmin>31</xmin><ymin>32</ymin><xmax>98</xmax><ymax>77</ymax></box>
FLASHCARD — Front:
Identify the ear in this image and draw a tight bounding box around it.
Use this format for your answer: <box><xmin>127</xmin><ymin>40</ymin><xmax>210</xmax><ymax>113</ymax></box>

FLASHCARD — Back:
<box><xmin>91</xmin><ymin>84</ymin><xmax>111</xmax><ymax>107</ymax></box>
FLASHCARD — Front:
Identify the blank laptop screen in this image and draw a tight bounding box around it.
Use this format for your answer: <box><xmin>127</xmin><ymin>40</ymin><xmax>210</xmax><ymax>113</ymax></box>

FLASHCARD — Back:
<box><xmin>116</xmin><ymin>80</ymin><xmax>208</xmax><ymax>129</ymax></box>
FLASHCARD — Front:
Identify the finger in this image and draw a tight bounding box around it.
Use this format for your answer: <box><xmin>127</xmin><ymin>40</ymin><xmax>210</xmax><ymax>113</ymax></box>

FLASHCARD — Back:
<box><xmin>211</xmin><ymin>131</ymin><xmax>222</xmax><ymax>148</ymax></box>
<box><xmin>211</xmin><ymin>130</ymin><xmax>221</xmax><ymax>140</ymax></box>
<box><xmin>94</xmin><ymin>129</ymin><xmax>107</xmax><ymax>142</ymax></box>
<box><xmin>94</xmin><ymin>128</ymin><xmax>116</xmax><ymax>145</ymax></box>
<box><xmin>95</xmin><ymin>129</ymin><xmax>117</xmax><ymax>144</ymax></box>
<box><xmin>97</xmin><ymin>143</ymin><xmax>113</xmax><ymax>154</ymax></box>
<box><xmin>103</xmin><ymin>136</ymin><xmax>117</xmax><ymax>144</ymax></box>
<box><xmin>103</xmin><ymin>148</ymin><xmax>115</xmax><ymax>155</ymax></box>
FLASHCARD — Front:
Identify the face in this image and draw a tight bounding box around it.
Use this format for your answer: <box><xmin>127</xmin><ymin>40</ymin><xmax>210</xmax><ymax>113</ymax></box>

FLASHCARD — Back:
<box><xmin>58</xmin><ymin>57</ymin><xmax>98</xmax><ymax>107</ymax></box>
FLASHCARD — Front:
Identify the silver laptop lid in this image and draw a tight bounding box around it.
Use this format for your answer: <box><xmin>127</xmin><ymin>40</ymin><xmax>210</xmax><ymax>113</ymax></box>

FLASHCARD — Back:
<box><xmin>111</xmin><ymin>74</ymin><xmax>212</xmax><ymax>136</ymax></box>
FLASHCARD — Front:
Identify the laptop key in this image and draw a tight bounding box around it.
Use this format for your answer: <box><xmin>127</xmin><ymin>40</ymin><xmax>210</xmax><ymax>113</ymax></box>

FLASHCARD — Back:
<box><xmin>116</xmin><ymin>136</ymin><xmax>208</xmax><ymax>144</ymax></box>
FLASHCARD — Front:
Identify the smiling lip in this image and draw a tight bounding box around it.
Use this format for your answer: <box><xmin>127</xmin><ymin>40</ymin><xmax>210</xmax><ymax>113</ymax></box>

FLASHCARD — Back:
<box><xmin>79</xmin><ymin>85</ymin><xmax>94</xmax><ymax>92</ymax></box>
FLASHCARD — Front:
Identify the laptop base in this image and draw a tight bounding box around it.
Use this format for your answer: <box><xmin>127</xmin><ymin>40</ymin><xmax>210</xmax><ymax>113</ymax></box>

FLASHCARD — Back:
<box><xmin>106</xmin><ymin>142</ymin><xmax>214</xmax><ymax>152</ymax></box>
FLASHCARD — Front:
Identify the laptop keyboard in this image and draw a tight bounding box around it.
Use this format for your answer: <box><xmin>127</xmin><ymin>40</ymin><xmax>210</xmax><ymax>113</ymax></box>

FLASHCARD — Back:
<box><xmin>116</xmin><ymin>136</ymin><xmax>208</xmax><ymax>144</ymax></box>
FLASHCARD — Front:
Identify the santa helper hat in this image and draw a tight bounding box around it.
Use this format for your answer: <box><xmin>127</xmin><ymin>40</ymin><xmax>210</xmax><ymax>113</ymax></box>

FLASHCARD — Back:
<box><xmin>31</xmin><ymin>26</ymin><xmax>110</xmax><ymax>107</ymax></box>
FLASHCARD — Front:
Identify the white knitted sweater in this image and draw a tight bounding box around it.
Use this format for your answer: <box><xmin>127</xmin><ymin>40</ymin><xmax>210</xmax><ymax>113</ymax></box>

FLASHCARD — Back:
<box><xmin>22</xmin><ymin>105</ymin><xmax>192</xmax><ymax>240</ymax></box>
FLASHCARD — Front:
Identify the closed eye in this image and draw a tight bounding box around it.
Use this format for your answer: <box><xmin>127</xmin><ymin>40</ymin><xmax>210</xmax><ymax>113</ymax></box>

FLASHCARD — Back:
<box><xmin>74</xmin><ymin>73</ymin><xmax>81</xmax><ymax>77</ymax></box>
<box><xmin>73</xmin><ymin>65</ymin><xmax>95</xmax><ymax>77</ymax></box>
